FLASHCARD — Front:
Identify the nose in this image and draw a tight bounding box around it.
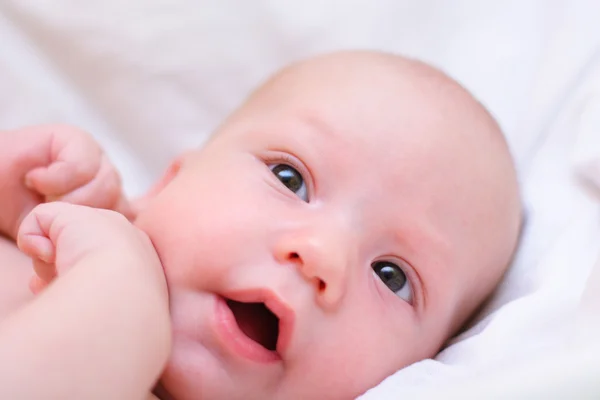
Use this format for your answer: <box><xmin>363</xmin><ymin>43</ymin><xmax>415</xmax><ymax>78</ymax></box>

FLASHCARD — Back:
<box><xmin>274</xmin><ymin>226</ymin><xmax>351</xmax><ymax>311</ymax></box>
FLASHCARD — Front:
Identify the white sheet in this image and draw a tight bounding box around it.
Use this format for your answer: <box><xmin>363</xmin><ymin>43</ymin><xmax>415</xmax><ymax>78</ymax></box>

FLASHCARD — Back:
<box><xmin>1</xmin><ymin>1</ymin><xmax>599</xmax><ymax>397</ymax></box>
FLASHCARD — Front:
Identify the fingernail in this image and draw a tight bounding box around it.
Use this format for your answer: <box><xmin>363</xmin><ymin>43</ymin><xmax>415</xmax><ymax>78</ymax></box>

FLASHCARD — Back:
<box><xmin>38</xmin><ymin>246</ymin><xmax>52</xmax><ymax>263</ymax></box>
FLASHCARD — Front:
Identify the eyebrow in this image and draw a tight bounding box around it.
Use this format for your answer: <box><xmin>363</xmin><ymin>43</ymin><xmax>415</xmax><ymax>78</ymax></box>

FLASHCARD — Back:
<box><xmin>297</xmin><ymin>109</ymin><xmax>341</xmax><ymax>141</ymax></box>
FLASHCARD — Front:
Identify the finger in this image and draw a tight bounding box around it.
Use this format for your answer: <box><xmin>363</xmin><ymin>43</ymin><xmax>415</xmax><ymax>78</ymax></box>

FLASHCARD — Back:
<box><xmin>25</xmin><ymin>161</ymin><xmax>80</xmax><ymax>196</ymax></box>
<box><xmin>24</xmin><ymin>133</ymin><xmax>102</xmax><ymax>197</ymax></box>
<box><xmin>29</xmin><ymin>275</ymin><xmax>48</xmax><ymax>295</ymax></box>
<box><xmin>54</xmin><ymin>155</ymin><xmax>124</xmax><ymax>211</ymax></box>
<box><xmin>17</xmin><ymin>202</ymin><xmax>71</xmax><ymax>253</ymax></box>
<box><xmin>32</xmin><ymin>258</ymin><xmax>57</xmax><ymax>284</ymax></box>
<box><xmin>16</xmin><ymin>213</ymin><xmax>56</xmax><ymax>265</ymax></box>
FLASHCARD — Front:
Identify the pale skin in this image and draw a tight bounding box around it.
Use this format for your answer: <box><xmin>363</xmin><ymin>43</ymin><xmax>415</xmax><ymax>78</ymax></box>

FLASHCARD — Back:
<box><xmin>1</xmin><ymin>203</ymin><xmax>169</xmax><ymax>400</ymax></box>
<box><xmin>0</xmin><ymin>127</ymin><xmax>169</xmax><ymax>399</ymax></box>
<box><xmin>0</xmin><ymin>51</ymin><xmax>521</xmax><ymax>399</ymax></box>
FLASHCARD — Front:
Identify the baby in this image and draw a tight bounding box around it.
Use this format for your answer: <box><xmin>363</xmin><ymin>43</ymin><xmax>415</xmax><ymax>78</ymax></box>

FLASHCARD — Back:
<box><xmin>0</xmin><ymin>51</ymin><xmax>521</xmax><ymax>399</ymax></box>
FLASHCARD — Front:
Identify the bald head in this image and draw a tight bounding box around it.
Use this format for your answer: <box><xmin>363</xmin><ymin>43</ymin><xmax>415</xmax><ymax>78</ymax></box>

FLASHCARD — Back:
<box><xmin>220</xmin><ymin>50</ymin><xmax>522</xmax><ymax>336</ymax></box>
<box><xmin>248</xmin><ymin>50</ymin><xmax>503</xmax><ymax>139</ymax></box>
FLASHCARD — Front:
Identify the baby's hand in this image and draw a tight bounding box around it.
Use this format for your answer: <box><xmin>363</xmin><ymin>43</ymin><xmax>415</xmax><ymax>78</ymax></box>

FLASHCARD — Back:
<box><xmin>16</xmin><ymin>202</ymin><xmax>160</xmax><ymax>294</ymax></box>
<box><xmin>4</xmin><ymin>202</ymin><xmax>169</xmax><ymax>400</ymax></box>
<box><xmin>23</xmin><ymin>125</ymin><xmax>132</xmax><ymax>216</ymax></box>
<box><xmin>0</xmin><ymin>125</ymin><xmax>132</xmax><ymax>239</ymax></box>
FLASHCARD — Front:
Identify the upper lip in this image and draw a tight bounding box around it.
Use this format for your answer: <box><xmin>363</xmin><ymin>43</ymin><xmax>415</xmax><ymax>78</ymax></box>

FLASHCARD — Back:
<box><xmin>222</xmin><ymin>288</ymin><xmax>295</xmax><ymax>356</ymax></box>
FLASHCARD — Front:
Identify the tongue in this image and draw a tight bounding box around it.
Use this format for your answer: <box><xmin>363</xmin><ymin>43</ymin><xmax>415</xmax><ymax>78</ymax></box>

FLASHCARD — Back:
<box><xmin>227</xmin><ymin>300</ymin><xmax>279</xmax><ymax>351</ymax></box>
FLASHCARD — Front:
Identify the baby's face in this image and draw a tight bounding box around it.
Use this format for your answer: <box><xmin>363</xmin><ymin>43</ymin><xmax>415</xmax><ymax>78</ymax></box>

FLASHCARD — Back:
<box><xmin>136</xmin><ymin>53</ymin><xmax>520</xmax><ymax>400</ymax></box>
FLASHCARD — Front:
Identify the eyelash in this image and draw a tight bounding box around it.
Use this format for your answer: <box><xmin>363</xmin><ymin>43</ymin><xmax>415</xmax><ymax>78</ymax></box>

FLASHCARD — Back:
<box><xmin>374</xmin><ymin>257</ymin><xmax>422</xmax><ymax>308</ymax></box>
<box><xmin>263</xmin><ymin>151</ymin><xmax>314</xmax><ymax>199</ymax></box>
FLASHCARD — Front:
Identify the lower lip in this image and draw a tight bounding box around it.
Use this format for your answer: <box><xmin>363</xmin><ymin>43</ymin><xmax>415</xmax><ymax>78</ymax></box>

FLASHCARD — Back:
<box><xmin>214</xmin><ymin>296</ymin><xmax>281</xmax><ymax>364</ymax></box>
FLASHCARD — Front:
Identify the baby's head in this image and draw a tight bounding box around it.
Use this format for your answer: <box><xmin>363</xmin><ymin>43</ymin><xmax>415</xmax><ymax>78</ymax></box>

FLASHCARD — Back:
<box><xmin>135</xmin><ymin>51</ymin><xmax>521</xmax><ymax>400</ymax></box>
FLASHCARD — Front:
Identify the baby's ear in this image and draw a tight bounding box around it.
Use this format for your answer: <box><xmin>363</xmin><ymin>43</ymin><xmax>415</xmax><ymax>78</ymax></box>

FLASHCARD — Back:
<box><xmin>132</xmin><ymin>153</ymin><xmax>188</xmax><ymax>215</ymax></box>
<box><xmin>148</xmin><ymin>154</ymin><xmax>186</xmax><ymax>198</ymax></box>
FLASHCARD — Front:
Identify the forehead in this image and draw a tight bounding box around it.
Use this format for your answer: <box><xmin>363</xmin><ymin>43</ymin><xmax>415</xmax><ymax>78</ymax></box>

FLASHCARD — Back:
<box><xmin>236</xmin><ymin>57</ymin><xmax>476</xmax><ymax>171</ymax></box>
<box><xmin>229</xmin><ymin>66</ymin><xmax>473</xmax><ymax>207</ymax></box>
<box><xmin>217</xmin><ymin>62</ymin><xmax>486</xmax><ymax>238</ymax></box>
<box><xmin>221</xmin><ymin>80</ymin><xmax>475</xmax><ymax>269</ymax></box>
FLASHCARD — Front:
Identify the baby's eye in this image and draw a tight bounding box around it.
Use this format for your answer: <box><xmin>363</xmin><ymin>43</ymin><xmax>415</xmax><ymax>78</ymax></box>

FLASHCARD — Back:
<box><xmin>372</xmin><ymin>261</ymin><xmax>412</xmax><ymax>303</ymax></box>
<box><xmin>269</xmin><ymin>164</ymin><xmax>308</xmax><ymax>202</ymax></box>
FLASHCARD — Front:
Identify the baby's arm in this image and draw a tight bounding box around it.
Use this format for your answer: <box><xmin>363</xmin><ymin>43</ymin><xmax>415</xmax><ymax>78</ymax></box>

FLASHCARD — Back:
<box><xmin>0</xmin><ymin>125</ymin><xmax>132</xmax><ymax>240</ymax></box>
<box><xmin>0</xmin><ymin>203</ymin><xmax>170</xmax><ymax>400</ymax></box>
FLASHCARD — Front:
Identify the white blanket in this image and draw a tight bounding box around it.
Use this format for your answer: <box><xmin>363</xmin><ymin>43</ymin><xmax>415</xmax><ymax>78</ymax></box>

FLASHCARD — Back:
<box><xmin>1</xmin><ymin>1</ymin><xmax>599</xmax><ymax>397</ymax></box>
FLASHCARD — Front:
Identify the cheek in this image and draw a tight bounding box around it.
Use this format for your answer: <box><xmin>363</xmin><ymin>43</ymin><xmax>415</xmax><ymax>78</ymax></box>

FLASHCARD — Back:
<box><xmin>136</xmin><ymin>172</ymin><xmax>276</xmax><ymax>290</ymax></box>
<box><xmin>289</xmin><ymin>296</ymin><xmax>423</xmax><ymax>398</ymax></box>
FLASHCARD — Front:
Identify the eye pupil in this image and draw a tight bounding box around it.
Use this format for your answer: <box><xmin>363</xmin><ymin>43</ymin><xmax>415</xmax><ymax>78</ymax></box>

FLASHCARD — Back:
<box><xmin>373</xmin><ymin>262</ymin><xmax>406</xmax><ymax>293</ymax></box>
<box><xmin>272</xmin><ymin>164</ymin><xmax>303</xmax><ymax>193</ymax></box>
<box><xmin>380</xmin><ymin>266</ymin><xmax>396</xmax><ymax>281</ymax></box>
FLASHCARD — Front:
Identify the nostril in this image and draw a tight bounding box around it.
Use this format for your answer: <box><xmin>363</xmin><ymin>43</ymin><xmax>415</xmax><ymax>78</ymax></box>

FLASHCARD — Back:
<box><xmin>285</xmin><ymin>252</ymin><xmax>326</xmax><ymax>293</ymax></box>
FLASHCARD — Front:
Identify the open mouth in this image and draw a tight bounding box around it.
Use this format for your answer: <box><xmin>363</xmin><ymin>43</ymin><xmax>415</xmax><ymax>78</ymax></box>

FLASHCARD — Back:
<box><xmin>226</xmin><ymin>299</ymin><xmax>280</xmax><ymax>352</ymax></box>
